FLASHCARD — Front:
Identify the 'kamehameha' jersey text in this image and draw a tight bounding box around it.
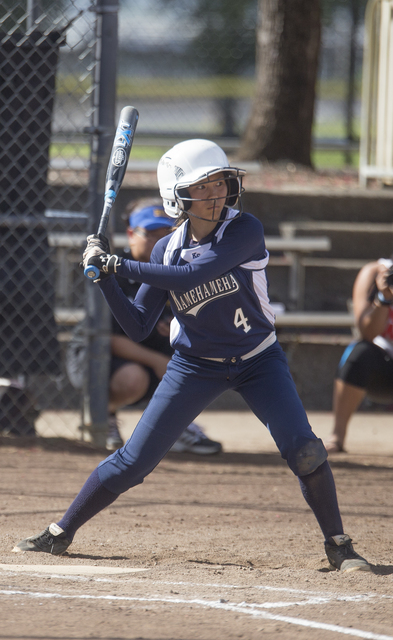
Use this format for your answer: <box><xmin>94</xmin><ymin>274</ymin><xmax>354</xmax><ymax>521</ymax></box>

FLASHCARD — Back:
<box><xmin>159</xmin><ymin>208</ymin><xmax>276</xmax><ymax>356</ymax></box>
<box><xmin>170</xmin><ymin>272</ymin><xmax>239</xmax><ymax>316</ymax></box>
<box><xmin>102</xmin><ymin>208</ymin><xmax>276</xmax><ymax>359</ymax></box>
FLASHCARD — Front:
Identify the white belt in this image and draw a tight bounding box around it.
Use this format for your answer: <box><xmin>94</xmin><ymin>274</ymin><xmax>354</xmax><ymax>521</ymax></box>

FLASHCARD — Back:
<box><xmin>200</xmin><ymin>331</ymin><xmax>276</xmax><ymax>363</ymax></box>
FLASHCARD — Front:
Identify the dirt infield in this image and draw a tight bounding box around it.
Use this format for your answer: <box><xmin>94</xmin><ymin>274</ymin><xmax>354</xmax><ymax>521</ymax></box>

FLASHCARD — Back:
<box><xmin>1</xmin><ymin>410</ymin><xmax>393</xmax><ymax>640</ymax></box>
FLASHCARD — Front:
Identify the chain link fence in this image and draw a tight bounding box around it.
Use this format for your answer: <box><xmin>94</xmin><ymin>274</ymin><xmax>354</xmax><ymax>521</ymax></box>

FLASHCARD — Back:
<box><xmin>114</xmin><ymin>0</ymin><xmax>365</xmax><ymax>166</ymax></box>
<box><xmin>0</xmin><ymin>0</ymin><xmax>97</xmax><ymax>441</ymax></box>
<box><xmin>0</xmin><ymin>0</ymin><xmax>366</xmax><ymax>443</ymax></box>
<box><xmin>316</xmin><ymin>0</ymin><xmax>366</xmax><ymax>166</ymax></box>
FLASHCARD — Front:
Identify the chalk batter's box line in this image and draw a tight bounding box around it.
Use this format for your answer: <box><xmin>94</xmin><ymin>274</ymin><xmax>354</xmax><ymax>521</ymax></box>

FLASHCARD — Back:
<box><xmin>1</xmin><ymin>582</ymin><xmax>392</xmax><ymax>640</ymax></box>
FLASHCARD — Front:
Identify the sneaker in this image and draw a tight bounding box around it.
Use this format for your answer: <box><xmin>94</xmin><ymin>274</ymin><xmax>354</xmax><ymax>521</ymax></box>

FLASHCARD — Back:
<box><xmin>170</xmin><ymin>422</ymin><xmax>222</xmax><ymax>455</ymax></box>
<box><xmin>12</xmin><ymin>523</ymin><xmax>71</xmax><ymax>556</ymax></box>
<box><xmin>106</xmin><ymin>413</ymin><xmax>124</xmax><ymax>451</ymax></box>
<box><xmin>325</xmin><ymin>534</ymin><xmax>371</xmax><ymax>572</ymax></box>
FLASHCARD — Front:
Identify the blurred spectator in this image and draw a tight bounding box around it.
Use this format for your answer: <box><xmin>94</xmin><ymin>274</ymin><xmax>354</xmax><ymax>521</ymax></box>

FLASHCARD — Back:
<box><xmin>324</xmin><ymin>257</ymin><xmax>393</xmax><ymax>453</ymax></box>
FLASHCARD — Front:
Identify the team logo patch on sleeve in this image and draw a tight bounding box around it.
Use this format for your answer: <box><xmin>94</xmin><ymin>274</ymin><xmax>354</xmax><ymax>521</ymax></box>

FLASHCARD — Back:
<box><xmin>170</xmin><ymin>272</ymin><xmax>240</xmax><ymax>316</ymax></box>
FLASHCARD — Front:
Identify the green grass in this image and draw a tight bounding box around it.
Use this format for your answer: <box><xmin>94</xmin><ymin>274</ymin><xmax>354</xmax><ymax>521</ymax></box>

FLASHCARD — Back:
<box><xmin>50</xmin><ymin>142</ymin><xmax>359</xmax><ymax>170</ymax></box>
<box><xmin>57</xmin><ymin>74</ymin><xmax>362</xmax><ymax>102</ymax></box>
<box><xmin>312</xmin><ymin>150</ymin><xmax>359</xmax><ymax>169</ymax></box>
<box><xmin>55</xmin><ymin>75</ymin><xmax>256</xmax><ymax>99</ymax></box>
<box><xmin>316</xmin><ymin>77</ymin><xmax>362</xmax><ymax>101</ymax></box>
<box><xmin>50</xmin><ymin>143</ymin><xmax>90</xmax><ymax>159</ymax></box>
<box><xmin>50</xmin><ymin>143</ymin><xmax>167</xmax><ymax>162</ymax></box>
<box><xmin>312</xmin><ymin>119</ymin><xmax>360</xmax><ymax>169</ymax></box>
<box><xmin>313</xmin><ymin>119</ymin><xmax>361</xmax><ymax>140</ymax></box>
<box><xmin>52</xmin><ymin>74</ymin><xmax>362</xmax><ymax>170</ymax></box>
<box><xmin>117</xmin><ymin>75</ymin><xmax>256</xmax><ymax>99</ymax></box>
<box><xmin>131</xmin><ymin>145</ymin><xmax>170</xmax><ymax>160</ymax></box>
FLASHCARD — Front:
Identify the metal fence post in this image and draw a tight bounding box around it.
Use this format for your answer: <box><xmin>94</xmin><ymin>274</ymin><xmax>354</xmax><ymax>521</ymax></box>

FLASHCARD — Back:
<box><xmin>83</xmin><ymin>0</ymin><xmax>119</xmax><ymax>447</ymax></box>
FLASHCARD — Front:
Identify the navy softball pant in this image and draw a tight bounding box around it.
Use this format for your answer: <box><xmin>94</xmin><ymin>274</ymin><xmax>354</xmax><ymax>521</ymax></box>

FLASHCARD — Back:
<box><xmin>98</xmin><ymin>341</ymin><xmax>326</xmax><ymax>494</ymax></box>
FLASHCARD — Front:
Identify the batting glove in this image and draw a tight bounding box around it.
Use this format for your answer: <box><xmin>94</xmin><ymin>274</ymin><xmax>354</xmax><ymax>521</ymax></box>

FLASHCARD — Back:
<box><xmin>87</xmin><ymin>233</ymin><xmax>110</xmax><ymax>253</ymax></box>
<box><xmin>82</xmin><ymin>234</ymin><xmax>113</xmax><ymax>281</ymax></box>
<box><xmin>84</xmin><ymin>253</ymin><xmax>122</xmax><ymax>282</ymax></box>
<box><xmin>82</xmin><ymin>233</ymin><xmax>110</xmax><ymax>264</ymax></box>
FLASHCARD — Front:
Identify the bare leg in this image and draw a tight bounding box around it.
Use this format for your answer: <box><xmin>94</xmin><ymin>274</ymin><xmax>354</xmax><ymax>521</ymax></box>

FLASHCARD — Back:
<box><xmin>324</xmin><ymin>378</ymin><xmax>366</xmax><ymax>453</ymax></box>
<box><xmin>108</xmin><ymin>363</ymin><xmax>149</xmax><ymax>413</ymax></box>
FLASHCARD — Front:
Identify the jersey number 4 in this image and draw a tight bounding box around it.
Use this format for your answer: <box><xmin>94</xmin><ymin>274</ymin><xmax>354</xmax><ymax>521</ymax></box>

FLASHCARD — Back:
<box><xmin>234</xmin><ymin>307</ymin><xmax>251</xmax><ymax>333</ymax></box>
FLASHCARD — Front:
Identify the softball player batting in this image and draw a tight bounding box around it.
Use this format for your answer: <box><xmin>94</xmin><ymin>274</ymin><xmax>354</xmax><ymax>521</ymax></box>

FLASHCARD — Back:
<box><xmin>13</xmin><ymin>139</ymin><xmax>371</xmax><ymax>572</ymax></box>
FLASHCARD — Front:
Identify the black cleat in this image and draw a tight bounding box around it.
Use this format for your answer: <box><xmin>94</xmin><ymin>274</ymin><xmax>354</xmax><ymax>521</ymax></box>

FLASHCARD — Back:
<box><xmin>325</xmin><ymin>534</ymin><xmax>371</xmax><ymax>572</ymax></box>
<box><xmin>12</xmin><ymin>523</ymin><xmax>71</xmax><ymax>556</ymax></box>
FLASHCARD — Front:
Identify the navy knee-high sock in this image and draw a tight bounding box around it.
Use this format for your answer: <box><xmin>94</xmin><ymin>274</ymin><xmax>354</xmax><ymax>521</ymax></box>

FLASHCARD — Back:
<box><xmin>298</xmin><ymin>460</ymin><xmax>343</xmax><ymax>541</ymax></box>
<box><xmin>57</xmin><ymin>467</ymin><xmax>119</xmax><ymax>541</ymax></box>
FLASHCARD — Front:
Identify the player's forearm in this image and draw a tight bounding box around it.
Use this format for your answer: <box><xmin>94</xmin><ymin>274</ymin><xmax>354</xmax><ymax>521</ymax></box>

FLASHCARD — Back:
<box><xmin>357</xmin><ymin>304</ymin><xmax>390</xmax><ymax>341</ymax></box>
<box><xmin>117</xmin><ymin>215</ymin><xmax>266</xmax><ymax>290</ymax></box>
<box><xmin>118</xmin><ymin>258</ymin><xmax>196</xmax><ymax>289</ymax></box>
<box><xmin>117</xmin><ymin>246</ymin><xmax>265</xmax><ymax>290</ymax></box>
<box><xmin>99</xmin><ymin>277</ymin><xmax>163</xmax><ymax>341</ymax></box>
<box><xmin>353</xmin><ymin>262</ymin><xmax>393</xmax><ymax>341</ymax></box>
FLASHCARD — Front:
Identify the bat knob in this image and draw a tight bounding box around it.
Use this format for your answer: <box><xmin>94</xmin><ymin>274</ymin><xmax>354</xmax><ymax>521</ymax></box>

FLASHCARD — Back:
<box><xmin>84</xmin><ymin>264</ymin><xmax>101</xmax><ymax>280</ymax></box>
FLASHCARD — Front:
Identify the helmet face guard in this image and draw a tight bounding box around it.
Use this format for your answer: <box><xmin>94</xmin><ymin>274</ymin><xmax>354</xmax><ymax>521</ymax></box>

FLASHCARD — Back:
<box><xmin>157</xmin><ymin>139</ymin><xmax>246</xmax><ymax>219</ymax></box>
<box><xmin>174</xmin><ymin>169</ymin><xmax>245</xmax><ymax>221</ymax></box>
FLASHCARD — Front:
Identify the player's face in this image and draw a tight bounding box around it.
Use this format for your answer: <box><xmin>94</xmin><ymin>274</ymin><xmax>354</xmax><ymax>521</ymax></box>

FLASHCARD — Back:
<box><xmin>187</xmin><ymin>172</ymin><xmax>228</xmax><ymax>221</ymax></box>
<box><xmin>127</xmin><ymin>226</ymin><xmax>171</xmax><ymax>262</ymax></box>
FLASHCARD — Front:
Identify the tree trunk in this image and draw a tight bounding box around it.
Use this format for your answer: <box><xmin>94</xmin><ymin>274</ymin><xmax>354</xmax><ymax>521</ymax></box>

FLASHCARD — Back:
<box><xmin>238</xmin><ymin>0</ymin><xmax>321</xmax><ymax>167</ymax></box>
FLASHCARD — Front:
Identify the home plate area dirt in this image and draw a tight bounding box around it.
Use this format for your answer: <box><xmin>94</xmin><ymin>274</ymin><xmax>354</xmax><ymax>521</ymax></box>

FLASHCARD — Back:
<box><xmin>0</xmin><ymin>436</ymin><xmax>392</xmax><ymax>640</ymax></box>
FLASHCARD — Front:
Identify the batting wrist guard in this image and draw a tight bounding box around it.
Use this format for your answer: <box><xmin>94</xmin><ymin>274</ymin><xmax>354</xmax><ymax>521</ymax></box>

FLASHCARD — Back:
<box><xmin>87</xmin><ymin>253</ymin><xmax>122</xmax><ymax>280</ymax></box>
<box><xmin>101</xmin><ymin>254</ymin><xmax>122</xmax><ymax>275</ymax></box>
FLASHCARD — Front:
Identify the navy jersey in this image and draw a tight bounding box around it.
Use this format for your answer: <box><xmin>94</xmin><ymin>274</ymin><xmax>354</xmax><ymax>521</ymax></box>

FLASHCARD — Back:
<box><xmin>100</xmin><ymin>208</ymin><xmax>276</xmax><ymax>359</ymax></box>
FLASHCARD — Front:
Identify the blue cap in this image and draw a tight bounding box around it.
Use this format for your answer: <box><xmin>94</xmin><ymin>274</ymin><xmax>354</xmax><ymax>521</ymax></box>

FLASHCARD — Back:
<box><xmin>129</xmin><ymin>205</ymin><xmax>173</xmax><ymax>231</ymax></box>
